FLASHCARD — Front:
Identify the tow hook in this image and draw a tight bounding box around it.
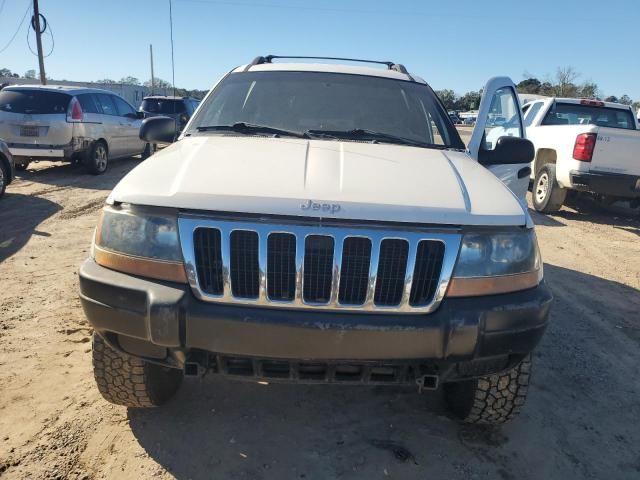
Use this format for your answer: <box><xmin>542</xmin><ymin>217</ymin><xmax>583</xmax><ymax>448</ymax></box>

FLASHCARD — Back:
<box><xmin>416</xmin><ymin>374</ymin><xmax>439</xmax><ymax>393</ymax></box>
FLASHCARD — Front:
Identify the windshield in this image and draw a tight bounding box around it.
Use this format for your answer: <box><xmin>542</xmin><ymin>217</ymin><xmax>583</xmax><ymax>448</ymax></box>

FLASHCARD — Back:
<box><xmin>141</xmin><ymin>98</ymin><xmax>186</xmax><ymax>114</ymax></box>
<box><xmin>188</xmin><ymin>71</ymin><xmax>463</xmax><ymax>149</ymax></box>
<box><xmin>542</xmin><ymin>103</ymin><xmax>636</xmax><ymax>130</ymax></box>
<box><xmin>0</xmin><ymin>89</ymin><xmax>71</xmax><ymax>114</ymax></box>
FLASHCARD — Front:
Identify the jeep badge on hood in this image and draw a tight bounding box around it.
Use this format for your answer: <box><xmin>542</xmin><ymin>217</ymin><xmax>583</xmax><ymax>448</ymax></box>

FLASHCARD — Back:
<box><xmin>300</xmin><ymin>199</ymin><xmax>342</xmax><ymax>214</ymax></box>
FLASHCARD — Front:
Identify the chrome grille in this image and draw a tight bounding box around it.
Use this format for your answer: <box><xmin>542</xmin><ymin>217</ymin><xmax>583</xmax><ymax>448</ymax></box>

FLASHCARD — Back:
<box><xmin>193</xmin><ymin>228</ymin><xmax>224</xmax><ymax>295</ymax></box>
<box><xmin>303</xmin><ymin>235</ymin><xmax>335</xmax><ymax>303</ymax></box>
<box><xmin>230</xmin><ymin>230</ymin><xmax>259</xmax><ymax>298</ymax></box>
<box><xmin>338</xmin><ymin>237</ymin><xmax>371</xmax><ymax>305</ymax></box>
<box><xmin>266</xmin><ymin>233</ymin><xmax>296</xmax><ymax>301</ymax></box>
<box><xmin>180</xmin><ymin>217</ymin><xmax>462</xmax><ymax>314</ymax></box>
<box><xmin>374</xmin><ymin>239</ymin><xmax>409</xmax><ymax>306</ymax></box>
<box><xmin>410</xmin><ymin>240</ymin><xmax>446</xmax><ymax>306</ymax></box>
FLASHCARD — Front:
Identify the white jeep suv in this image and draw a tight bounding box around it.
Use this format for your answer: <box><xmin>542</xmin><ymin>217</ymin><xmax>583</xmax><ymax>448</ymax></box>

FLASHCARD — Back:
<box><xmin>79</xmin><ymin>56</ymin><xmax>551</xmax><ymax>425</ymax></box>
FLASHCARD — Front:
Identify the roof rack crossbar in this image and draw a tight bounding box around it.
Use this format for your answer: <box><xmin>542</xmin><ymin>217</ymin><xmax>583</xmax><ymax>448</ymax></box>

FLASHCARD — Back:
<box><xmin>263</xmin><ymin>55</ymin><xmax>395</xmax><ymax>69</ymax></box>
<box><xmin>244</xmin><ymin>55</ymin><xmax>413</xmax><ymax>80</ymax></box>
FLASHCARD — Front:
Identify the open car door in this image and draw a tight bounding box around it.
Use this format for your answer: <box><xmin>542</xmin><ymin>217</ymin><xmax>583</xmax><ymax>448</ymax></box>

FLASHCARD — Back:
<box><xmin>468</xmin><ymin>77</ymin><xmax>532</xmax><ymax>202</ymax></box>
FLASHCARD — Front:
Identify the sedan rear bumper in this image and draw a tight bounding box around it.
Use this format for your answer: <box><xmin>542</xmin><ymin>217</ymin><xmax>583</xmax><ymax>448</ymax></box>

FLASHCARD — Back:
<box><xmin>9</xmin><ymin>147</ymin><xmax>65</xmax><ymax>158</ymax></box>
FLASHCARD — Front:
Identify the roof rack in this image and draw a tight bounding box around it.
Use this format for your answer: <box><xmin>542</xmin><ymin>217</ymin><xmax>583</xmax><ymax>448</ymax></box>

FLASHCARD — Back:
<box><xmin>244</xmin><ymin>55</ymin><xmax>412</xmax><ymax>79</ymax></box>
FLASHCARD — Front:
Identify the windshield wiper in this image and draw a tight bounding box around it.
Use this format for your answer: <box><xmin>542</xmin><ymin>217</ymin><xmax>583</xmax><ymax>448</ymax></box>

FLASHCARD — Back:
<box><xmin>305</xmin><ymin>128</ymin><xmax>446</xmax><ymax>149</ymax></box>
<box><xmin>196</xmin><ymin>122</ymin><xmax>307</xmax><ymax>138</ymax></box>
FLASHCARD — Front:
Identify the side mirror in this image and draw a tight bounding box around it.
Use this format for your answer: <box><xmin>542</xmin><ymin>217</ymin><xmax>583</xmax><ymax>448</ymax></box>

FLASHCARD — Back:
<box><xmin>124</xmin><ymin>112</ymin><xmax>139</xmax><ymax>119</ymax></box>
<box><xmin>139</xmin><ymin>116</ymin><xmax>177</xmax><ymax>143</ymax></box>
<box><xmin>136</xmin><ymin>110</ymin><xmax>145</xmax><ymax>119</ymax></box>
<box><xmin>479</xmin><ymin>136</ymin><xmax>534</xmax><ymax>165</ymax></box>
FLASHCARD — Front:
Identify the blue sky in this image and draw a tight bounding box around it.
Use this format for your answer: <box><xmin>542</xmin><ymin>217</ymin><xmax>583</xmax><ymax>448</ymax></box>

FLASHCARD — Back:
<box><xmin>1</xmin><ymin>0</ymin><xmax>639</xmax><ymax>100</ymax></box>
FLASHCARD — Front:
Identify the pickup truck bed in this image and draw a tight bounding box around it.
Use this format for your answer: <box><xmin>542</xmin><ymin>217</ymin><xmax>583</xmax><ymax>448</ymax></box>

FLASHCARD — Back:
<box><xmin>522</xmin><ymin>97</ymin><xmax>640</xmax><ymax>212</ymax></box>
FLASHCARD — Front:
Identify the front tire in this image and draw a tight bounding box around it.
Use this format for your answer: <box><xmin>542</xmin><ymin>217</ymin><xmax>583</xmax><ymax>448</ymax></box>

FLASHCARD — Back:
<box><xmin>533</xmin><ymin>164</ymin><xmax>566</xmax><ymax>213</ymax></box>
<box><xmin>92</xmin><ymin>333</ymin><xmax>183</xmax><ymax>408</ymax></box>
<box><xmin>86</xmin><ymin>141</ymin><xmax>109</xmax><ymax>175</ymax></box>
<box><xmin>444</xmin><ymin>355</ymin><xmax>531</xmax><ymax>425</ymax></box>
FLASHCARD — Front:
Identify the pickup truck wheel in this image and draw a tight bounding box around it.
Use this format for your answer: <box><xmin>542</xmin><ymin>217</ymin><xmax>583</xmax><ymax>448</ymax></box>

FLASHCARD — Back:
<box><xmin>533</xmin><ymin>165</ymin><xmax>566</xmax><ymax>213</ymax></box>
<box><xmin>92</xmin><ymin>332</ymin><xmax>183</xmax><ymax>408</ymax></box>
<box><xmin>86</xmin><ymin>141</ymin><xmax>109</xmax><ymax>175</ymax></box>
<box><xmin>443</xmin><ymin>355</ymin><xmax>531</xmax><ymax>425</ymax></box>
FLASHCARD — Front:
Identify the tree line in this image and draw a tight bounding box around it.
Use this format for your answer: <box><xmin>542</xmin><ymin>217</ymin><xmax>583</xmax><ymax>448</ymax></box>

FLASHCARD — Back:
<box><xmin>435</xmin><ymin>66</ymin><xmax>639</xmax><ymax>113</ymax></box>
<box><xmin>0</xmin><ymin>67</ymin><xmax>208</xmax><ymax>99</ymax></box>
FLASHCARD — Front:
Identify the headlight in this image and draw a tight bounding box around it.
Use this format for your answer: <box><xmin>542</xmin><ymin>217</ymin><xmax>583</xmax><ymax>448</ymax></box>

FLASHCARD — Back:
<box><xmin>93</xmin><ymin>204</ymin><xmax>187</xmax><ymax>283</ymax></box>
<box><xmin>447</xmin><ymin>229</ymin><xmax>542</xmax><ymax>297</ymax></box>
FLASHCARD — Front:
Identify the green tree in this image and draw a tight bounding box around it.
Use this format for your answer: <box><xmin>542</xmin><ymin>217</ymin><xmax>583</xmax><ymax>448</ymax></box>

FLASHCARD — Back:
<box><xmin>0</xmin><ymin>68</ymin><xmax>18</xmax><ymax>78</ymax></box>
<box><xmin>457</xmin><ymin>91</ymin><xmax>481</xmax><ymax>111</ymax></box>
<box><xmin>579</xmin><ymin>81</ymin><xmax>599</xmax><ymax>99</ymax></box>
<box><xmin>517</xmin><ymin>78</ymin><xmax>541</xmax><ymax>94</ymax></box>
<box><xmin>119</xmin><ymin>76</ymin><xmax>140</xmax><ymax>85</ymax></box>
<box><xmin>96</xmin><ymin>78</ymin><xmax>117</xmax><ymax>84</ymax></box>
<box><xmin>144</xmin><ymin>77</ymin><xmax>172</xmax><ymax>89</ymax></box>
<box><xmin>24</xmin><ymin>69</ymin><xmax>36</xmax><ymax>79</ymax></box>
<box><xmin>617</xmin><ymin>94</ymin><xmax>632</xmax><ymax>106</ymax></box>
<box><xmin>604</xmin><ymin>96</ymin><xmax>619</xmax><ymax>103</ymax></box>
<box><xmin>434</xmin><ymin>89</ymin><xmax>456</xmax><ymax>110</ymax></box>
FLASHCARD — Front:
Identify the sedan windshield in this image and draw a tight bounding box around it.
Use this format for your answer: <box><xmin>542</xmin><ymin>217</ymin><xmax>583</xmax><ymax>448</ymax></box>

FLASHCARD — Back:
<box><xmin>188</xmin><ymin>71</ymin><xmax>463</xmax><ymax>149</ymax></box>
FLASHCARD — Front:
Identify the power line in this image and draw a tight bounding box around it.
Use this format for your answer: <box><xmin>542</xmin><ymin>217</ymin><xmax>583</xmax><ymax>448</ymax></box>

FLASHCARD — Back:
<box><xmin>0</xmin><ymin>2</ymin><xmax>31</xmax><ymax>55</ymax></box>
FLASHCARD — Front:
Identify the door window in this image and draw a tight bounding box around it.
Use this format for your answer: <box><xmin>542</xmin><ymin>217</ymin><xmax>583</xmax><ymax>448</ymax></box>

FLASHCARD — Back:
<box><xmin>95</xmin><ymin>94</ymin><xmax>118</xmax><ymax>116</ymax></box>
<box><xmin>77</xmin><ymin>94</ymin><xmax>99</xmax><ymax>114</ymax></box>
<box><xmin>483</xmin><ymin>87</ymin><xmax>522</xmax><ymax>150</ymax></box>
<box><xmin>524</xmin><ymin>102</ymin><xmax>543</xmax><ymax>126</ymax></box>
<box><xmin>112</xmin><ymin>96</ymin><xmax>136</xmax><ymax>117</ymax></box>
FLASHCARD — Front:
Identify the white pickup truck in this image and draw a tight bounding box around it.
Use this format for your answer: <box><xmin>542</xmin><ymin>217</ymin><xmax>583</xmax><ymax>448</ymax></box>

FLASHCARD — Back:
<box><xmin>79</xmin><ymin>56</ymin><xmax>552</xmax><ymax>425</ymax></box>
<box><xmin>521</xmin><ymin>98</ymin><xmax>640</xmax><ymax>213</ymax></box>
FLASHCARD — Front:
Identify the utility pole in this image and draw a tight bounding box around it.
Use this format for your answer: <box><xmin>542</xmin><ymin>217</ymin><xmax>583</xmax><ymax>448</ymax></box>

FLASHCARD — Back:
<box><xmin>149</xmin><ymin>44</ymin><xmax>155</xmax><ymax>95</ymax></box>
<box><xmin>33</xmin><ymin>0</ymin><xmax>46</xmax><ymax>85</ymax></box>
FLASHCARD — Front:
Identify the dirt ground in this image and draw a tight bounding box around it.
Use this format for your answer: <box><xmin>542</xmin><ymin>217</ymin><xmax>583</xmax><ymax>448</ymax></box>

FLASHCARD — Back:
<box><xmin>1</xmin><ymin>155</ymin><xmax>639</xmax><ymax>480</ymax></box>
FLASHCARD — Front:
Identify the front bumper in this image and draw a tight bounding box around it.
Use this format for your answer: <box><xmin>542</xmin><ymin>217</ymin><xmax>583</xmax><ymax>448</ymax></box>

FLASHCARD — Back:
<box><xmin>570</xmin><ymin>170</ymin><xmax>640</xmax><ymax>198</ymax></box>
<box><xmin>79</xmin><ymin>259</ymin><xmax>552</xmax><ymax>383</ymax></box>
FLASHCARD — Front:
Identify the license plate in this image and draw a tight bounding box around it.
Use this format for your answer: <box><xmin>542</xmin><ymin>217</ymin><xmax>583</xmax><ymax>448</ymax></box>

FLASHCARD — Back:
<box><xmin>20</xmin><ymin>126</ymin><xmax>40</xmax><ymax>137</ymax></box>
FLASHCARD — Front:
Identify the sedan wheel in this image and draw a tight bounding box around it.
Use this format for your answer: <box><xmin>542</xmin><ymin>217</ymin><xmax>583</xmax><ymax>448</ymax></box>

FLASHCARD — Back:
<box><xmin>87</xmin><ymin>142</ymin><xmax>109</xmax><ymax>175</ymax></box>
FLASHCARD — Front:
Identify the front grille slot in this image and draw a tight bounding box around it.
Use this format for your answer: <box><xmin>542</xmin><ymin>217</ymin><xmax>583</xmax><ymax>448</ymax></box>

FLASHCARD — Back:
<box><xmin>230</xmin><ymin>230</ymin><xmax>259</xmax><ymax>298</ymax></box>
<box><xmin>267</xmin><ymin>233</ymin><xmax>296</xmax><ymax>301</ymax></box>
<box><xmin>339</xmin><ymin>237</ymin><xmax>372</xmax><ymax>305</ymax></box>
<box><xmin>184</xmin><ymin>218</ymin><xmax>456</xmax><ymax>313</ymax></box>
<box><xmin>303</xmin><ymin>235</ymin><xmax>334</xmax><ymax>303</ymax></box>
<box><xmin>410</xmin><ymin>240</ymin><xmax>445</xmax><ymax>306</ymax></box>
<box><xmin>374</xmin><ymin>239</ymin><xmax>409</xmax><ymax>306</ymax></box>
<box><xmin>193</xmin><ymin>228</ymin><xmax>224</xmax><ymax>295</ymax></box>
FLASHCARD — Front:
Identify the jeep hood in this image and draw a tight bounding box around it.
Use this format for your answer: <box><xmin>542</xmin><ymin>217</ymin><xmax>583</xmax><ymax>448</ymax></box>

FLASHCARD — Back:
<box><xmin>109</xmin><ymin>136</ymin><xmax>527</xmax><ymax>226</ymax></box>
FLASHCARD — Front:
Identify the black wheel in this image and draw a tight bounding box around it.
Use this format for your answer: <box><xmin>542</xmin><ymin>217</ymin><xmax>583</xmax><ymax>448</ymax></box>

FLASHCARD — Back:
<box><xmin>532</xmin><ymin>164</ymin><xmax>566</xmax><ymax>213</ymax></box>
<box><xmin>444</xmin><ymin>355</ymin><xmax>531</xmax><ymax>425</ymax></box>
<box><xmin>86</xmin><ymin>141</ymin><xmax>109</xmax><ymax>175</ymax></box>
<box><xmin>92</xmin><ymin>332</ymin><xmax>183</xmax><ymax>408</ymax></box>
<box><xmin>141</xmin><ymin>142</ymin><xmax>152</xmax><ymax>160</ymax></box>
<box><xmin>0</xmin><ymin>160</ymin><xmax>7</xmax><ymax>197</ymax></box>
<box><xmin>15</xmin><ymin>161</ymin><xmax>29</xmax><ymax>171</ymax></box>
